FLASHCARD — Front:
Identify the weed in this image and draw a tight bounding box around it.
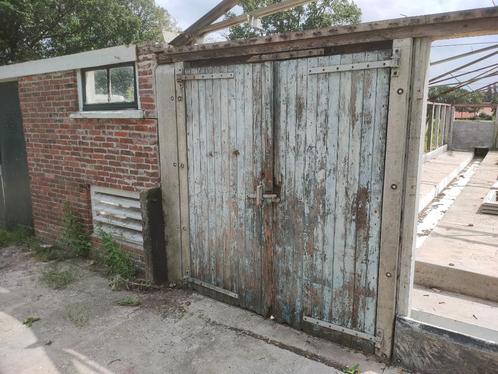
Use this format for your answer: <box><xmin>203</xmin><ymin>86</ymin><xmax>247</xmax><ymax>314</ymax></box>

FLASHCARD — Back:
<box><xmin>343</xmin><ymin>364</ymin><xmax>360</xmax><ymax>374</ymax></box>
<box><xmin>41</xmin><ymin>265</ymin><xmax>76</xmax><ymax>289</ymax></box>
<box><xmin>23</xmin><ymin>316</ymin><xmax>40</xmax><ymax>327</ymax></box>
<box><xmin>0</xmin><ymin>227</ymin><xmax>37</xmax><ymax>249</ymax></box>
<box><xmin>116</xmin><ymin>296</ymin><xmax>141</xmax><ymax>306</ymax></box>
<box><xmin>65</xmin><ymin>303</ymin><xmax>90</xmax><ymax>327</ymax></box>
<box><xmin>32</xmin><ymin>245</ymin><xmax>71</xmax><ymax>262</ymax></box>
<box><xmin>58</xmin><ymin>202</ymin><xmax>90</xmax><ymax>258</ymax></box>
<box><xmin>98</xmin><ymin>230</ymin><xmax>135</xmax><ymax>280</ymax></box>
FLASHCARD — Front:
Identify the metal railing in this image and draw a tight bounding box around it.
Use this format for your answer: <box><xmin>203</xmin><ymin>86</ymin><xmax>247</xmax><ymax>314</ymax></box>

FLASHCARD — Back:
<box><xmin>424</xmin><ymin>102</ymin><xmax>452</xmax><ymax>153</ymax></box>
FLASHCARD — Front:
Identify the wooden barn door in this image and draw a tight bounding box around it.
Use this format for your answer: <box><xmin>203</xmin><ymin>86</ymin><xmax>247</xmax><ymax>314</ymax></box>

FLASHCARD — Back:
<box><xmin>182</xmin><ymin>62</ymin><xmax>275</xmax><ymax>315</ymax></box>
<box><xmin>272</xmin><ymin>50</ymin><xmax>392</xmax><ymax>347</ymax></box>
<box><xmin>171</xmin><ymin>40</ymin><xmax>411</xmax><ymax>356</ymax></box>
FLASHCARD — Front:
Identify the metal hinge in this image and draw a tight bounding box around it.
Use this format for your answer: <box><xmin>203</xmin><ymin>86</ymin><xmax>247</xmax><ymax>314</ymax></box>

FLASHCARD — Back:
<box><xmin>176</xmin><ymin>73</ymin><xmax>234</xmax><ymax>81</ymax></box>
<box><xmin>303</xmin><ymin>316</ymin><xmax>382</xmax><ymax>346</ymax></box>
<box><xmin>308</xmin><ymin>58</ymin><xmax>399</xmax><ymax>75</ymax></box>
<box><xmin>185</xmin><ymin>277</ymin><xmax>239</xmax><ymax>299</ymax></box>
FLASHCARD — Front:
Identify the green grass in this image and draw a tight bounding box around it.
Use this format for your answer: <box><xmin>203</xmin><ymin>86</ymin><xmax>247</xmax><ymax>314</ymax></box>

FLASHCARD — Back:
<box><xmin>98</xmin><ymin>230</ymin><xmax>135</xmax><ymax>280</ymax></box>
<box><xmin>0</xmin><ymin>227</ymin><xmax>37</xmax><ymax>249</ymax></box>
<box><xmin>57</xmin><ymin>202</ymin><xmax>91</xmax><ymax>258</ymax></box>
<box><xmin>23</xmin><ymin>316</ymin><xmax>41</xmax><ymax>327</ymax></box>
<box><xmin>342</xmin><ymin>364</ymin><xmax>360</xmax><ymax>374</ymax></box>
<box><xmin>41</xmin><ymin>265</ymin><xmax>76</xmax><ymax>289</ymax></box>
<box><xmin>65</xmin><ymin>303</ymin><xmax>90</xmax><ymax>327</ymax></box>
<box><xmin>116</xmin><ymin>295</ymin><xmax>141</xmax><ymax>306</ymax></box>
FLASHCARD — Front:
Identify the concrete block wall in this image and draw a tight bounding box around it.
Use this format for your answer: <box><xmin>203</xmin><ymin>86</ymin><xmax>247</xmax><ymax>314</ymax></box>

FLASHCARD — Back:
<box><xmin>17</xmin><ymin>47</ymin><xmax>160</xmax><ymax>266</ymax></box>
<box><xmin>450</xmin><ymin>120</ymin><xmax>497</xmax><ymax>151</ymax></box>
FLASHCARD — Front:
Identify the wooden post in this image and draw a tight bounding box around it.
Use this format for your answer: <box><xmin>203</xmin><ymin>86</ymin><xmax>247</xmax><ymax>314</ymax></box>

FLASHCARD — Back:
<box><xmin>174</xmin><ymin>62</ymin><xmax>191</xmax><ymax>280</ymax></box>
<box><xmin>396</xmin><ymin>38</ymin><xmax>432</xmax><ymax>318</ymax></box>
<box><xmin>376</xmin><ymin>38</ymin><xmax>413</xmax><ymax>359</ymax></box>
<box><xmin>156</xmin><ymin>64</ymin><xmax>183</xmax><ymax>283</ymax></box>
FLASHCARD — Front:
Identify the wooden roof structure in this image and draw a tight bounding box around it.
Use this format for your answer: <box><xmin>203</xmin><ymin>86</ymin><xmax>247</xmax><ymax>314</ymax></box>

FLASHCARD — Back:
<box><xmin>149</xmin><ymin>7</ymin><xmax>498</xmax><ymax>64</ymax></box>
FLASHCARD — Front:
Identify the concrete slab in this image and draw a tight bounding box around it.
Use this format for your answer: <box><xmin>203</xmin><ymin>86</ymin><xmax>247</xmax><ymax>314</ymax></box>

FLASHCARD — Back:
<box><xmin>0</xmin><ymin>246</ymin><xmax>402</xmax><ymax>374</ymax></box>
<box><xmin>412</xmin><ymin>286</ymin><xmax>498</xmax><ymax>342</ymax></box>
<box><xmin>415</xmin><ymin>151</ymin><xmax>498</xmax><ymax>302</ymax></box>
<box><xmin>418</xmin><ymin>150</ymin><xmax>474</xmax><ymax>212</ymax></box>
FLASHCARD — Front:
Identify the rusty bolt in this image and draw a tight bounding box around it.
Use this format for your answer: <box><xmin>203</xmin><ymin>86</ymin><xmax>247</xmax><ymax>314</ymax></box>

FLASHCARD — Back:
<box><xmin>178</xmin><ymin>96</ymin><xmax>183</xmax><ymax>101</ymax></box>
<box><xmin>180</xmin><ymin>163</ymin><xmax>185</xmax><ymax>169</ymax></box>
<box><xmin>391</xmin><ymin>184</ymin><xmax>398</xmax><ymax>190</ymax></box>
<box><xmin>173</xmin><ymin>162</ymin><xmax>177</xmax><ymax>167</ymax></box>
<box><xmin>182</xmin><ymin>226</ymin><xmax>187</xmax><ymax>231</ymax></box>
<box><xmin>386</xmin><ymin>272</ymin><xmax>392</xmax><ymax>278</ymax></box>
<box><xmin>170</xmin><ymin>96</ymin><xmax>175</xmax><ymax>101</ymax></box>
<box><xmin>397</xmin><ymin>88</ymin><xmax>404</xmax><ymax>95</ymax></box>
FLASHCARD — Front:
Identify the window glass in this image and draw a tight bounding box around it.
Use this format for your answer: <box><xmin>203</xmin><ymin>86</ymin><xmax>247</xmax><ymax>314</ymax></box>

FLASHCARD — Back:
<box><xmin>82</xmin><ymin>63</ymin><xmax>137</xmax><ymax>110</ymax></box>
<box><xmin>109</xmin><ymin>65</ymin><xmax>135</xmax><ymax>103</ymax></box>
<box><xmin>84</xmin><ymin>69</ymin><xmax>108</xmax><ymax>104</ymax></box>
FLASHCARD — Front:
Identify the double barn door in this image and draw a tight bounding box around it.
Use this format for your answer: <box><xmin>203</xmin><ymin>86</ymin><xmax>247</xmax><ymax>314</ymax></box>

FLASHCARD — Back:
<box><xmin>180</xmin><ymin>48</ymin><xmax>393</xmax><ymax>347</ymax></box>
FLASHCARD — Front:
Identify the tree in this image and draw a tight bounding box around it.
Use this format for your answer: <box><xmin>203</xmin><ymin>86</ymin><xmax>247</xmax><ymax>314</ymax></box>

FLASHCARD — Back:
<box><xmin>0</xmin><ymin>0</ymin><xmax>178</xmax><ymax>65</ymax></box>
<box><xmin>429</xmin><ymin>85</ymin><xmax>484</xmax><ymax>106</ymax></box>
<box><xmin>226</xmin><ymin>0</ymin><xmax>361</xmax><ymax>40</ymax></box>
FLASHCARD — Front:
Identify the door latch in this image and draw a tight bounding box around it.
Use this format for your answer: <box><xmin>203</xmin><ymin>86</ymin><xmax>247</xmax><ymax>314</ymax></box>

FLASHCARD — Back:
<box><xmin>247</xmin><ymin>183</ymin><xmax>280</xmax><ymax>207</ymax></box>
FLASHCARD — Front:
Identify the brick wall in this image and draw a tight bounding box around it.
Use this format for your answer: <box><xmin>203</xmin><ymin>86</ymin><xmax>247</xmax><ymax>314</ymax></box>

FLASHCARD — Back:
<box><xmin>18</xmin><ymin>48</ymin><xmax>160</xmax><ymax>265</ymax></box>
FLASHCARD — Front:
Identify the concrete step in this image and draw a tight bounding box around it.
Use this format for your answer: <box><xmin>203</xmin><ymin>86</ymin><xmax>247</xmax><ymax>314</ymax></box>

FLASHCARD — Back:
<box><xmin>411</xmin><ymin>286</ymin><xmax>498</xmax><ymax>343</ymax></box>
<box><xmin>415</xmin><ymin>235</ymin><xmax>498</xmax><ymax>302</ymax></box>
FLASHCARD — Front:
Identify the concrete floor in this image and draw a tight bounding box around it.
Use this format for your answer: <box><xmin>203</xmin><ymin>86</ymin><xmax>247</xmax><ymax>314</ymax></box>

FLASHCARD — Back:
<box><xmin>418</xmin><ymin>150</ymin><xmax>474</xmax><ymax>212</ymax></box>
<box><xmin>414</xmin><ymin>151</ymin><xmax>498</xmax><ymax>341</ymax></box>
<box><xmin>0</xmin><ymin>246</ymin><xmax>401</xmax><ymax>374</ymax></box>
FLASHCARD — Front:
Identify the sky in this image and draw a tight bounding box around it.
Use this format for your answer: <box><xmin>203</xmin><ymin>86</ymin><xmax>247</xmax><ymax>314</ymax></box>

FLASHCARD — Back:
<box><xmin>158</xmin><ymin>0</ymin><xmax>498</xmax><ymax>92</ymax></box>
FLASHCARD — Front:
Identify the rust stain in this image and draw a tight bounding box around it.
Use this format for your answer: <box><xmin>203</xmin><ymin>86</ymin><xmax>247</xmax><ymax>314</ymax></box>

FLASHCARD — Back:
<box><xmin>354</xmin><ymin>186</ymin><xmax>369</xmax><ymax>231</ymax></box>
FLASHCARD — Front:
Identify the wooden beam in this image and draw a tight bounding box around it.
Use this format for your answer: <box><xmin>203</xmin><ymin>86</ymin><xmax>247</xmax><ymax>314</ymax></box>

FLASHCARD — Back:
<box><xmin>376</xmin><ymin>38</ymin><xmax>413</xmax><ymax>360</ymax></box>
<box><xmin>155</xmin><ymin>7</ymin><xmax>498</xmax><ymax>64</ymax></box>
<box><xmin>155</xmin><ymin>64</ymin><xmax>183</xmax><ymax>282</ymax></box>
<box><xmin>199</xmin><ymin>0</ymin><xmax>315</xmax><ymax>36</ymax></box>
<box><xmin>169</xmin><ymin>0</ymin><xmax>239</xmax><ymax>47</ymax></box>
<box><xmin>397</xmin><ymin>38</ymin><xmax>432</xmax><ymax>318</ymax></box>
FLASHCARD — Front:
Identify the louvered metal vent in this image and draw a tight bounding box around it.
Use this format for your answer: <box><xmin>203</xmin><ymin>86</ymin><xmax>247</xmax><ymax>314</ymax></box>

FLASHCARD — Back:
<box><xmin>91</xmin><ymin>186</ymin><xmax>143</xmax><ymax>246</ymax></box>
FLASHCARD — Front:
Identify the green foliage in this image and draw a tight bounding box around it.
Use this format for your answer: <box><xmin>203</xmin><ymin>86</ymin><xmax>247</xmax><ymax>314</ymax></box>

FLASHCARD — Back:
<box><xmin>23</xmin><ymin>316</ymin><xmax>41</xmax><ymax>327</ymax></box>
<box><xmin>116</xmin><ymin>295</ymin><xmax>141</xmax><ymax>306</ymax></box>
<box><xmin>342</xmin><ymin>364</ymin><xmax>359</xmax><ymax>374</ymax></box>
<box><xmin>58</xmin><ymin>202</ymin><xmax>91</xmax><ymax>258</ymax></box>
<box><xmin>98</xmin><ymin>230</ymin><xmax>135</xmax><ymax>279</ymax></box>
<box><xmin>41</xmin><ymin>265</ymin><xmax>76</xmax><ymax>289</ymax></box>
<box><xmin>226</xmin><ymin>0</ymin><xmax>361</xmax><ymax>40</ymax></box>
<box><xmin>429</xmin><ymin>85</ymin><xmax>484</xmax><ymax>106</ymax></box>
<box><xmin>0</xmin><ymin>227</ymin><xmax>36</xmax><ymax>248</ymax></box>
<box><xmin>0</xmin><ymin>0</ymin><xmax>178</xmax><ymax>64</ymax></box>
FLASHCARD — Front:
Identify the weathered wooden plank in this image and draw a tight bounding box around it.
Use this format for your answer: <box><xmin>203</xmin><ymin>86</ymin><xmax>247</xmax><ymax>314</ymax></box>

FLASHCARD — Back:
<box><xmin>331</xmin><ymin>51</ymin><xmax>352</xmax><ymax>328</ymax></box>
<box><xmin>376</xmin><ymin>38</ymin><xmax>413</xmax><ymax>359</ymax></box>
<box><xmin>155</xmin><ymin>64</ymin><xmax>182</xmax><ymax>283</ymax></box>
<box><xmin>364</xmin><ymin>51</ymin><xmax>390</xmax><ymax>336</ymax></box>
<box><xmin>397</xmin><ymin>38</ymin><xmax>431</xmax><ymax>317</ymax></box>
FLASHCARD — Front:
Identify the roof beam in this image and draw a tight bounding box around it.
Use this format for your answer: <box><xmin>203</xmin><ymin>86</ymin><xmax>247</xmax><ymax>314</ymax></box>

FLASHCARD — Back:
<box><xmin>430</xmin><ymin>43</ymin><xmax>498</xmax><ymax>66</ymax></box>
<box><xmin>429</xmin><ymin>50</ymin><xmax>498</xmax><ymax>83</ymax></box>
<box><xmin>155</xmin><ymin>7</ymin><xmax>498</xmax><ymax>64</ymax></box>
<box><xmin>169</xmin><ymin>0</ymin><xmax>239</xmax><ymax>47</ymax></box>
<box><xmin>199</xmin><ymin>0</ymin><xmax>315</xmax><ymax>36</ymax></box>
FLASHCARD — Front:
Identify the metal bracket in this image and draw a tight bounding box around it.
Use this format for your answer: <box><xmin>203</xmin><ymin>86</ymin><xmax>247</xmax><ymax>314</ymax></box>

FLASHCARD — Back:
<box><xmin>308</xmin><ymin>59</ymin><xmax>399</xmax><ymax>75</ymax></box>
<box><xmin>176</xmin><ymin>73</ymin><xmax>234</xmax><ymax>81</ymax></box>
<box><xmin>186</xmin><ymin>277</ymin><xmax>239</xmax><ymax>299</ymax></box>
<box><xmin>303</xmin><ymin>316</ymin><xmax>381</xmax><ymax>346</ymax></box>
<box><xmin>247</xmin><ymin>183</ymin><xmax>280</xmax><ymax>206</ymax></box>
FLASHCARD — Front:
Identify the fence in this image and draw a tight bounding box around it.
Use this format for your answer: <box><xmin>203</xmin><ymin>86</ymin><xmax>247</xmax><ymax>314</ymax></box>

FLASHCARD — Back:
<box><xmin>424</xmin><ymin>102</ymin><xmax>452</xmax><ymax>153</ymax></box>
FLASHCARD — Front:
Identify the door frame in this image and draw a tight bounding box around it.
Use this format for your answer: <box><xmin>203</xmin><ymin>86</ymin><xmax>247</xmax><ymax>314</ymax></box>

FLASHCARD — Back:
<box><xmin>156</xmin><ymin>38</ymin><xmax>417</xmax><ymax>359</ymax></box>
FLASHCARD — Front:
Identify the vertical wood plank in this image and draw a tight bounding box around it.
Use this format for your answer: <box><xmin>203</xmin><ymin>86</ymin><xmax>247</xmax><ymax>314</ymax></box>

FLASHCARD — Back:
<box><xmin>376</xmin><ymin>38</ymin><xmax>414</xmax><ymax>359</ymax></box>
<box><xmin>397</xmin><ymin>38</ymin><xmax>432</xmax><ymax>317</ymax></box>
<box><xmin>175</xmin><ymin>62</ymin><xmax>191</xmax><ymax>280</ymax></box>
<box><xmin>156</xmin><ymin>64</ymin><xmax>182</xmax><ymax>282</ymax></box>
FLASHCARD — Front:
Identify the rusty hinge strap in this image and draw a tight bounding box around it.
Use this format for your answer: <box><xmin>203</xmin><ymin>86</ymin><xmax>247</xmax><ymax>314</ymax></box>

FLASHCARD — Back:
<box><xmin>308</xmin><ymin>59</ymin><xmax>399</xmax><ymax>75</ymax></box>
<box><xmin>303</xmin><ymin>316</ymin><xmax>381</xmax><ymax>345</ymax></box>
<box><xmin>176</xmin><ymin>72</ymin><xmax>234</xmax><ymax>81</ymax></box>
<box><xmin>186</xmin><ymin>277</ymin><xmax>239</xmax><ymax>299</ymax></box>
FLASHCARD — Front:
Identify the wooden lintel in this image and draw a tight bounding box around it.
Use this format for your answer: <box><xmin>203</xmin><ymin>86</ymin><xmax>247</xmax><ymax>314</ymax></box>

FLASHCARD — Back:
<box><xmin>154</xmin><ymin>7</ymin><xmax>498</xmax><ymax>64</ymax></box>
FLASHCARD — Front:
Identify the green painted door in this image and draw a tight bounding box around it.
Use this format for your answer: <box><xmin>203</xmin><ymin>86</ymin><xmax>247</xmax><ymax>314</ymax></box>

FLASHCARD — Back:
<box><xmin>0</xmin><ymin>82</ymin><xmax>32</xmax><ymax>230</ymax></box>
